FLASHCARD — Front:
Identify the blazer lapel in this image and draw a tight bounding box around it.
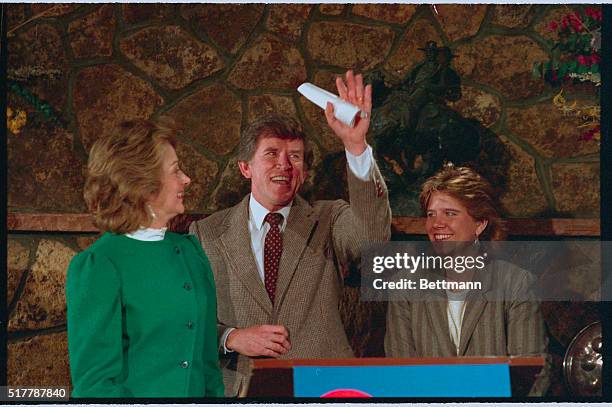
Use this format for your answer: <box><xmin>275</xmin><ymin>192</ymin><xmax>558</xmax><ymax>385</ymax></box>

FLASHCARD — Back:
<box><xmin>458</xmin><ymin>264</ymin><xmax>493</xmax><ymax>355</ymax></box>
<box><xmin>423</xmin><ymin>290</ymin><xmax>456</xmax><ymax>356</ymax></box>
<box><xmin>274</xmin><ymin>196</ymin><xmax>316</xmax><ymax>312</ymax></box>
<box><xmin>219</xmin><ymin>195</ymin><xmax>273</xmax><ymax>316</ymax></box>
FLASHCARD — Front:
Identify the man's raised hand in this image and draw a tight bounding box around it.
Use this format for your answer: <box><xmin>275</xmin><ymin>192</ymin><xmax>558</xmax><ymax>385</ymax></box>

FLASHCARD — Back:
<box><xmin>324</xmin><ymin>69</ymin><xmax>372</xmax><ymax>156</ymax></box>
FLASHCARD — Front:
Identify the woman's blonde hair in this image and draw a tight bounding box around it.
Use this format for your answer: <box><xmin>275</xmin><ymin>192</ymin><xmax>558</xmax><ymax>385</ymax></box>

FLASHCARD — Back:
<box><xmin>419</xmin><ymin>163</ymin><xmax>506</xmax><ymax>241</ymax></box>
<box><xmin>84</xmin><ymin>119</ymin><xmax>177</xmax><ymax>234</ymax></box>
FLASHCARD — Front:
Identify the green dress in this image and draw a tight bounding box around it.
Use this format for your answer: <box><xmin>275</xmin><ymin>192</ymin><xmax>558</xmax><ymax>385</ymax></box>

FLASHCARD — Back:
<box><xmin>66</xmin><ymin>232</ymin><xmax>224</xmax><ymax>397</ymax></box>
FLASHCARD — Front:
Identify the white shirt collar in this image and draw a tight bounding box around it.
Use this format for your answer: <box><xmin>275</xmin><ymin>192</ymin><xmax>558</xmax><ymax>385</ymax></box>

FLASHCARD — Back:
<box><xmin>446</xmin><ymin>289</ymin><xmax>468</xmax><ymax>301</ymax></box>
<box><xmin>125</xmin><ymin>227</ymin><xmax>167</xmax><ymax>241</ymax></box>
<box><xmin>248</xmin><ymin>194</ymin><xmax>291</xmax><ymax>231</ymax></box>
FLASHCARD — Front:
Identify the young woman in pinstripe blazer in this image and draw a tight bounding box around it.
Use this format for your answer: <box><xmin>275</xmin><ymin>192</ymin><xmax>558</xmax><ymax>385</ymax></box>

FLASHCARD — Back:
<box><xmin>385</xmin><ymin>164</ymin><xmax>549</xmax><ymax>395</ymax></box>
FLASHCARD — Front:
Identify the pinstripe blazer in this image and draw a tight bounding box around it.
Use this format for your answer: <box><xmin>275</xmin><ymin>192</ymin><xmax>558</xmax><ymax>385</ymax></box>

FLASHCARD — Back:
<box><xmin>190</xmin><ymin>163</ymin><xmax>391</xmax><ymax>396</ymax></box>
<box><xmin>385</xmin><ymin>260</ymin><xmax>550</xmax><ymax>395</ymax></box>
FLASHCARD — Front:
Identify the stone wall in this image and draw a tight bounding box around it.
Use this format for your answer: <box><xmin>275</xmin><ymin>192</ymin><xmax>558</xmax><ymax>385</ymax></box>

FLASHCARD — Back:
<box><xmin>6</xmin><ymin>4</ymin><xmax>601</xmax><ymax>395</ymax></box>
<box><xmin>7</xmin><ymin>3</ymin><xmax>600</xmax><ymax>217</ymax></box>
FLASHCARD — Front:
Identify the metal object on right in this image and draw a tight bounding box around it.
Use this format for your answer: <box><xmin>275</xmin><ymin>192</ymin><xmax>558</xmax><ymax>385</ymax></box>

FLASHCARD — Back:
<box><xmin>563</xmin><ymin>321</ymin><xmax>602</xmax><ymax>396</ymax></box>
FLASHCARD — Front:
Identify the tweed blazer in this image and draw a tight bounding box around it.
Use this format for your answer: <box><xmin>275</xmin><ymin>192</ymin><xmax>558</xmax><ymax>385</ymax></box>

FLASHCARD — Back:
<box><xmin>385</xmin><ymin>260</ymin><xmax>550</xmax><ymax>395</ymax></box>
<box><xmin>190</xmin><ymin>163</ymin><xmax>391</xmax><ymax>396</ymax></box>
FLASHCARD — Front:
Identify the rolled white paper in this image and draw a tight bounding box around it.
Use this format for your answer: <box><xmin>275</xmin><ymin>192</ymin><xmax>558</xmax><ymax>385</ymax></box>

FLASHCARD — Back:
<box><xmin>297</xmin><ymin>82</ymin><xmax>361</xmax><ymax>127</ymax></box>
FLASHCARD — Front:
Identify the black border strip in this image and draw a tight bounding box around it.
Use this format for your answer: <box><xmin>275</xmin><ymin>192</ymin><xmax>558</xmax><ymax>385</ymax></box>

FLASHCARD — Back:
<box><xmin>601</xmin><ymin>3</ymin><xmax>612</xmax><ymax>401</ymax></box>
<box><xmin>1</xmin><ymin>2</ymin><xmax>9</xmax><ymax>389</ymax></box>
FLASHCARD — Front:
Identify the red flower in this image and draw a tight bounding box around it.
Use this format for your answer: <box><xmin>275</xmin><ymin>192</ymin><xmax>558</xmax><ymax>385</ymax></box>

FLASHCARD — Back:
<box><xmin>580</xmin><ymin>131</ymin><xmax>594</xmax><ymax>141</ymax></box>
<box><xmin>585</xmin><ymin>7</ymin><xmax>596</xmax><ymax>18</ymax></box>
<box><xmin>548</xmin><ymin>21</ymin><xmax>559</xmax><ymax>31</ymax></box>
<box><xmin>596</xmin><ymin>10</ymin><xmax>602</xmax><ymax>21</ymax></box>
<box><xmin>591</xmin><ymin>54</ymin><xmax>601</xmax><ymax>65</ymax></box>
<box><xmin>577</xmin><ymin>55</ymin><xmax>590</xmax><ymax>66</ymax></box>
<box><xmin>568</xmin><ymin>13</ymin><xmax>583</xmax><ymax>31</ymax></box>
<box><xmin>561</xmin><ymin>17</ymin><xmax>569</xmax><ymax>30</ymax></box>
<box><xmin>585</xmin><ymin>7</ymin><xmax>602</xmax><ymax>21</ymax></box>
<box><xmin>580</xmin><ymin>126</ymin><xmax>600</xmax><ymax>142</ymax></box>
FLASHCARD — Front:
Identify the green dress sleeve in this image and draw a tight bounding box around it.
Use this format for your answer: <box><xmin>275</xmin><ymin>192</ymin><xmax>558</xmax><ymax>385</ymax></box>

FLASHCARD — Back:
<box><xmin>66</xmin><ymin>251</ymin><xmax>130</xmax><ymax>397</ymax></box>
<box><xmin>186</xmin><ymin>234</ymin><xmax>224</xmax><ymax>397</ymax></box>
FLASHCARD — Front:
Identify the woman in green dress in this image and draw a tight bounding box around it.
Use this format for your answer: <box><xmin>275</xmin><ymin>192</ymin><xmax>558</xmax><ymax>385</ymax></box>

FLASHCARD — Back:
<box><xmin>66</xmin><ymin>119</ymin><xmax>224</xmax><ymax>397</ymax></box>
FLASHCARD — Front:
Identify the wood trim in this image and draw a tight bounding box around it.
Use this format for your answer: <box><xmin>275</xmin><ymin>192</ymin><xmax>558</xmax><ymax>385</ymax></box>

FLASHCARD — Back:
<box><xmin>7</xmin><ymin>213</ymin><xmax>98</xmax><ymax>232</ymax></box>
<box><xmin>251</xmin><ymin>356</ymin><xmax>544</xmax><ymax>369</ymax></box>
<box><xmin>392</xmin><ymin>217</ymin><xmax>600</xmax><ymax>237</ymax></box>
<box><xmin>502</xmin><ymin>218</ymin><xmax>600</xmax><ymax>237</ymax></box>
<box><xmin>7</xmin><ymin>212</ymin><xmax>600</xmax><ymax>236</ymax></box>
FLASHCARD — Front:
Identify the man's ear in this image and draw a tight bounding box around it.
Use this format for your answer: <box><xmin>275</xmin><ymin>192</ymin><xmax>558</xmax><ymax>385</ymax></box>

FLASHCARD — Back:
<box><xmin>475</xmin><ymin>219</ymin><xmax>488</xmax><ymax>238</ymax></box>
<box><xmin>238</xmin><ymin>161</ymin><xmax>252</xmax><ymax>179</ymax></box>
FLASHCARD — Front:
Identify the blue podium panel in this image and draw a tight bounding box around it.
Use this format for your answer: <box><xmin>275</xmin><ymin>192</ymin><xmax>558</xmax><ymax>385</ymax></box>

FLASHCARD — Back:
<box><xmin>293</xmin><ymin>364</ymin><xmax>512</xmax><ymax>397</ymax></box>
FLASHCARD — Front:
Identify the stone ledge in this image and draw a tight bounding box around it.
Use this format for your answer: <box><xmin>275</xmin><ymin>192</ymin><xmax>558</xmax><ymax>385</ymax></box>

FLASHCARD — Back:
<box><xmin>8</xmin><ymin>213</ymin><xmax>98</xmax><ymax>232</ymax></box>
<box><xmin>8</xmin><ymin>213</ymin><xmax>601</xmax><ymax>237</ymax></box>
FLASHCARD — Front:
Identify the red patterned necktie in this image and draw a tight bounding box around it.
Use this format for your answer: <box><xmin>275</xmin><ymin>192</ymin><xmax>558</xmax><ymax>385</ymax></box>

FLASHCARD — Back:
<box><xmin>264</xmin><ymin>212</ymin><xmax>283</xmax><ymax>304</ymax></box>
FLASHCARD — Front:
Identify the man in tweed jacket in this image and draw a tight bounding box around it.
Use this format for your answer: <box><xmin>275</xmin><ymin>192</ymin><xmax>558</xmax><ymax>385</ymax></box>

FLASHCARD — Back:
<box><xmin>190</xmin><ymin>70</ymin><xmax>391</xmax><ymax>396</ymax></box>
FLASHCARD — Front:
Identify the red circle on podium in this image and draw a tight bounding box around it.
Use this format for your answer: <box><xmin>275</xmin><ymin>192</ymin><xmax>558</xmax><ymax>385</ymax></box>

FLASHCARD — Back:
<box><xmin>321</xmin><ymin>389</ymin><xmax>372</xmax><ymax>398</ymax></box>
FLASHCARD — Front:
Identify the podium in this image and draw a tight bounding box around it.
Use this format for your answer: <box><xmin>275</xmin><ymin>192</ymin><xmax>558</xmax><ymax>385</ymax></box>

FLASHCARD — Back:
<box><xmin>247</xmin><ymin>357</ymin><xmax>544</xmax><ymax>397</ymax></box>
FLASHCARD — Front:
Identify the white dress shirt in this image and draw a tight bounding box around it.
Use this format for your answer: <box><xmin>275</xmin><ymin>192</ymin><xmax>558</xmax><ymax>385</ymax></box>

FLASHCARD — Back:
<box><xmin>125</xmin><ymin>227</ymin><xmax>167</xmax><ymax>241</ymax></box>
<box><xmin>247</xmin><ymin>197</ymin><xmax>292</xmax><ymax>282</ymax></box>
<box><xmin>446</xmin><ymin>289</ymin><xmax>468</xmax><ymax>355</ymax></box>
<box><xmin>222</xmin><ymin>145</ymin><xmax>375</xmax><ymax>352</ymax></box>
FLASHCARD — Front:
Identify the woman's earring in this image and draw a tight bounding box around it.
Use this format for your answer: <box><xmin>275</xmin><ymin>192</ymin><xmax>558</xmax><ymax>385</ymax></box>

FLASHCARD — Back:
<box><xmin>146</xmin><ymin>203</ymin><xmax>157</xmax><ymax>221</ymax></box>
<box><xmin>473</xmin><ymin>235</ymin><xmax>480</xmax><ymax>247</ymax></box>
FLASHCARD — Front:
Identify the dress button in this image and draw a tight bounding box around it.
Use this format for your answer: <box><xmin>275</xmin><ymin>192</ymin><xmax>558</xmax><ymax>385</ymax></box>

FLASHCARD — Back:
<box><xmin>183</xmin><ymin>282</ymin><xmax>191</xmax><ymax>291</ymax></box>
<box><xmin>187</xmin><ymin>321</ymin><xmax>194</xmax><ymax>329</ymax></box>
<box><xmin>180</xmin><ymin>361</ymin><xmax>189</xmax><ymax>369</ymax></box>
<box><xmin>174</xmin><ymin>246</ymin><xmax>181</xmax><ymax>254</ymax></box>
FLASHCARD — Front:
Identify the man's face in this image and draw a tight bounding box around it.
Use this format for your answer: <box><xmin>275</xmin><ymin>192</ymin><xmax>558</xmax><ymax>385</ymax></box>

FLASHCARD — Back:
<box><xmin>239</xmin><ymin>136</ymin><xmax>307</xmax><ymax>212</ymax></box>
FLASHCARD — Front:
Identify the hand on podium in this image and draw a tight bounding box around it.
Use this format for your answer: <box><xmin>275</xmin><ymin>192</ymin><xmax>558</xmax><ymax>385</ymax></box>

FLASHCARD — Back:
<box><xmin>226</xmin><ymin>324</ymin><xmax>291</xmax><ymax>357</ymax></box>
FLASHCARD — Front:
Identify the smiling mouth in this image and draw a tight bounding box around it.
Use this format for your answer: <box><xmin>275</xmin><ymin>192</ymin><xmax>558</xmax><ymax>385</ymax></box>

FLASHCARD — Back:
<box><xmin>271</xmin><ymin>175</ymin><xmax>291</xmax><ymax>185</ymax></box>
<box><xmin>434</xmin><ymin>234</ymin><xmax>453</xmax><ymax>241</ymax></box>
<box><xmin>177</xmin><ymin>192</ymin><xmax>185</xmax><ymax>199</ymax></box>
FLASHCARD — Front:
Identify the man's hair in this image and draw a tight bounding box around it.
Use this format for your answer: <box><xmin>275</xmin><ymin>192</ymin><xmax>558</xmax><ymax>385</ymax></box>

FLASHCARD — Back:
<box><xmin>419</xmin><ymin>163</ymin><xmax>507</xmax><ymax>241</ymax></box>
<box><xmin>83</xmin><ymin>119</ymin><xmax>177</xmax><ymax>234</ymax></box>
<box><xmin>237</xmin><ymin>113</ymin><xmax>312</xmax><ymax>168</ymax></box>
